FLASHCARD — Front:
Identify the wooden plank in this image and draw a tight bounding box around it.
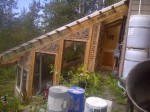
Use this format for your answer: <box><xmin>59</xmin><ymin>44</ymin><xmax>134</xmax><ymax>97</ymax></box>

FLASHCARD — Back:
<box><xmin>0</xmin><ymin>59</ymin><xmax>18</xmax><ymax>67</ymax></box>
<box><xmin>99</xmin><ymin>23</ymin><xmax>121</xmax><ymax>70</ymax></box>
<box><xmin>36</xmin><ymin>51</ymin><xmax>57</xmax><ymax>55</ymax></box>
<box><xmin>64</xmin><ymin>39</ymin><xmax>88</xmax><ymax>42</ymax></box>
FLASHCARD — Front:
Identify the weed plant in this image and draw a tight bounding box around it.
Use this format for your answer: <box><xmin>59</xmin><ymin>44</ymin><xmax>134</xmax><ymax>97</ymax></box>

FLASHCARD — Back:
<box><xmin>59</xmin><ymin>67</ymin><xmax>126</xmax><ymax>105</ymax></box>
<box><xmin>60</xmin><ymin>66</ymin><xmax>103</xmax><ymax>96</ymax></box>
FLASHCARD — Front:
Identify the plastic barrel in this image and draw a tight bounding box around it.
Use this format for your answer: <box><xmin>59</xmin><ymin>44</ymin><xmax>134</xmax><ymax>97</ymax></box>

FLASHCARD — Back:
<box><xmin>84</xmin><ymin>97</ymin><xmax>107</xmax><ymax>112</ymax></box>
<box><xmin>47</xmin><ymin>86</ymin><xmax>69</xmax><ymax>112</ymax></box>
<box><xmin>127</xmin><ymin>15</ymin><xmax>150</xmax><ymax>49</ymax></box>
<box><xmin>68</xmin><ymin>86</ymin><xmax>85</xmax><ymax>112</ymax></box>
<box><xmin>122</xmin><ymin>48</ymin><xmax>148</xmax><ymax>78</ymax></box>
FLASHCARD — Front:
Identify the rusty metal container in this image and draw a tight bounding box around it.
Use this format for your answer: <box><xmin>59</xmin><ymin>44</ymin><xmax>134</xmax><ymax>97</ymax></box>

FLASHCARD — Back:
<box><xmin>126</xmin><ymin>60</ymin><xmax>150</xmax><ymax>112</ymax></box>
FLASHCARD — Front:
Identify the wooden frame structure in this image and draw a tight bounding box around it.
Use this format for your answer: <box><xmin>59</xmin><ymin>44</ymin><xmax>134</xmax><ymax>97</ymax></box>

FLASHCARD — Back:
<box><xmin>0</xmin><ymin>0</ymin><xmax>128</xmax><ymax>99</ymax></box>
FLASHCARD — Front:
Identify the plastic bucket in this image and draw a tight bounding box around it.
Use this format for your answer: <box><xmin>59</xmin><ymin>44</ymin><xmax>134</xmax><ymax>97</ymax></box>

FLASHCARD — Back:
<box><xmin>84</xmin><ymin>97</ymin><xmax>107</xmax><ymax>112</ymax></box>
<box><xmin>47</xmin><ymin>86</ymin><xmax>69</xmax><ymax>112</ymax></box>
<box><xmin>68</xmin><ymin>86</ymin><xmax>85</xmax><ymax>112</ymax></box>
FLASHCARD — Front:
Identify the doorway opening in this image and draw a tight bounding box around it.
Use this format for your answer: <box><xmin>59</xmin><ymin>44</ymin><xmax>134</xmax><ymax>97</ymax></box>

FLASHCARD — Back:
<box><xmin>33</xmin><ymin>52</ymin><xmax>55</xmax><ymax>95</ymax></box>
<box><xmin>99</xmin><ymin>22</ymin><xmax>121</xmax><ymax>70</ymax></box>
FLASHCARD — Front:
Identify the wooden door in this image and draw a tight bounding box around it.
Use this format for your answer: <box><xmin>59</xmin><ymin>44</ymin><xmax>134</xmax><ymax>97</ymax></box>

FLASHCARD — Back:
<box><xmin>100</xmin><ymin>24</ymin><xmax>121</xmax><ymax>70</ymax></box>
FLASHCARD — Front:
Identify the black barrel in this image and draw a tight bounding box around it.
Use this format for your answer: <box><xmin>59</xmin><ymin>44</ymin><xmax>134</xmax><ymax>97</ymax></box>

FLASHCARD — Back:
<box><xmin>126</xmin><ymin>60</ymin><xmax>150</xmax><ymax>112</ymax></box>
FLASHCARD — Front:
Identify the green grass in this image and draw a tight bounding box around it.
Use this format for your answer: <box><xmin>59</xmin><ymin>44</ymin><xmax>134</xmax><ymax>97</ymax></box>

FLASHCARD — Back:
<box><xmin>0</xmin><ymin>66</ymin><xmax>16</xmax><ymax>97</ymax></box>
<box><xmin>0</xmin><ymin>81</ymin><xmax>15</xmax><ymax>97</ymax></box>
<box><xmin>0</xmin><ymin>66</ymin><xmax>21</xmax><ymax>112</ymax></box>
<box><xmin>104</xmin><ymin>73</ymin><xmax>127</xmax><ymax>104</ymax></box>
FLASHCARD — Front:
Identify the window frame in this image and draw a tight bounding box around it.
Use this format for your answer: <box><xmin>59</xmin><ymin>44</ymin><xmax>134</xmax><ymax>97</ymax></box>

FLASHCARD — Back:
<box><xmin>16</xmin><ymin>64</ymin><xmax>23</xmax><ymax>93</ymax></box>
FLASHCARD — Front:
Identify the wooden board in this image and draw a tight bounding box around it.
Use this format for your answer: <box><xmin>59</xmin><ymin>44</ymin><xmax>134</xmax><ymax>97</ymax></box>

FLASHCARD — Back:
<box><xmin>99</xmin><ymin>23</ymin><xmax>121</xmax><ymax>70</ymax></box>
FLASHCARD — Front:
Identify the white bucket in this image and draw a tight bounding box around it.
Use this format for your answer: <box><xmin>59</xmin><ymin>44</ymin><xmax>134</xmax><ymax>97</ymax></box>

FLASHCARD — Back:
<box><xmin>47</xmin><ymin>86</ymin><xmax>69</xmax><ymax>112</ymax></box>
<box><xmin>84</xmin><ymin>97</ymin><xmax>107</xmax><ymax>112</ymax></box>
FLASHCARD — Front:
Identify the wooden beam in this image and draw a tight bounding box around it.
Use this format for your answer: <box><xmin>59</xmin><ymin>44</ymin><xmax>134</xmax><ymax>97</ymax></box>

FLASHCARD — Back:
<box><xmin>0</xmin><ymin>61</ymin><xmax>17</xmax><ymax>67</ymax></box>
<box><xmin>36</xmin><ymin>51</ymin><xmax>57</xmax><ymax>55</ymax></box>
<box><xmin>55</xmin><ymin>29</ymin><xmax>60</xmax><ymax>33</ymax></box>
<box><xmin>36</xmin><ymin>38</ymin><xmax>44</xmax><ymax>44</ymax></box>
<box><xmin>111</xmin><ymin>6</ymin><xmax>117</xmax><ymax>12</ymax></box>
<box><xmin>54</xmin><ymin>39</ymin><xmax>64</xmax><ymax>85</ymax></box>
<box><xmin>28</xmin><ymin>50</ymin><xmax>36</xmax><ymax>98</ymax></box>
<box><xmin>119</xmin><ymin>38</ymin><xmax>126</xmax><ymax>77</ymax></box>
<box><xmin>99</xmin><ymin>11</ymin><xmax>106</xmax><ymax>18</ymax></box>
<box><xmin>39</xmin><ymin>54</ymin><xmax>42</xmax><ymax>92</ymax></box>
<box><xmin>76</xmin><ymin>21</ymin><xmax>80</xmax><ymax>24</ymax></box>
<box><xmin>87</xmin><ymin>16</ymin><xmax>91</xmax><ymax>19</ymax></box>
<box><xmin>64</xmin><ymin>39</ymin><xmax>88</xmax><ymax>42</ymax></box>
<box><xmin>65</xmin><ymin>25</ymin><xmax>71</xmax><ymax>30</ymax></box>
<box><xmin>84</xmin><ymin>26</ymin><xmax>93</xmax><ymax>71</ymax></box>
<box><xmin>99</xmin><ymin>11</ymin><xmax>103</xmax><ymax>14</ymax></box>
<box><xmin>87</xmin><ymin>22</ymin><xmax>104</xmax><ymax>72</ymax></box>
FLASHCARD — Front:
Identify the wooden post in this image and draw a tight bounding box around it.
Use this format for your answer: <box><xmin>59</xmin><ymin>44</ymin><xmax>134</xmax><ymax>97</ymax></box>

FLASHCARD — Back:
<box><xmin>20</xmin><ymin>66</ymin><xmax>24</xmax><ymax>94</ymax></box>
<box><xmin>39</xmin><ymin>54</ymin><xmax>42</xmax><ymax>92</ymax></box>
<box><xmin>119</xmin><ymin>38</ymin><xmax>126</xmax><ymax>77</ymax></box>
<box><xmin>54</xmin><ymin>39</ymin><xmax>64</xmax><ymax>85</ymax></box>
<box><xmin>28</xmin><ymin>50</ymin><xmax>36</xmax><ymax>98</ymax></box>
<box><xmin>87</xmin><ymin>23</ymin><xmax>102</xmax><ymax>72</ymax></box>
<box><xmin>84</xmin><ymin>27</ymin><xmax>93</xmax><ymax>72</ymax></box>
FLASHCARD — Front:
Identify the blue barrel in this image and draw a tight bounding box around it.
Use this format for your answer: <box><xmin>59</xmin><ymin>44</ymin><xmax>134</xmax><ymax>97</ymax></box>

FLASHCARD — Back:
<box><xmin>68</xmin><ymin>86</ymin><xmax>85</xmax><ymax>112</ymax></box>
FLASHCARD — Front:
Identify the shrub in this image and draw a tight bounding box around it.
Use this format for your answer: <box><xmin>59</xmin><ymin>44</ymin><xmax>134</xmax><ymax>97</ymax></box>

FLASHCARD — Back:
<box><xmin>105</xmin><ymin>73</ymin><xmax>127</xmax><ymax>104</ymax></box>
<box><xmin>60</xmin><ymin>66</ymin><xmax>103</xmax><ymax>96</ymax></box>
<box><xmin>0</xmin><ymin>96</ymin><xmax>20</xmax><ymax>112</ymax></box>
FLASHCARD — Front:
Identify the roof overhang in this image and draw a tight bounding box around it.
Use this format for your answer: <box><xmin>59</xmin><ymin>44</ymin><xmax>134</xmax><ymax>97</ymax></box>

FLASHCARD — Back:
<box><xmin>0</xmin><ymin>0</ymin><xmax>129</xmax><ymax>65</ymax></box>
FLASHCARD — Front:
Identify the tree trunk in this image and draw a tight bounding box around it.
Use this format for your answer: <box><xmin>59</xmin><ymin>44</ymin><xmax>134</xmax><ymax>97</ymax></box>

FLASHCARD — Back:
<box><xmin>98</xmin><ymin>0</ymin><xmax>103</xmax><ymax>10</ymax></box>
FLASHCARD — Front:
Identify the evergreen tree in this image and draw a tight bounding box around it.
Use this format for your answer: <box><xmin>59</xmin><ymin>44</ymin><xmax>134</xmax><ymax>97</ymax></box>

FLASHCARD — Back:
<box><xmin>0</xmin><ymin>0</ymin><xmax>17</xmax><ymax>29</ymax></box>
<box><xmin>42</xmin><ymin>0</ymin><xmax>79</xmax><ymax>32</ymax></box>
<box><xmin>42</xmin><ymin>0</ymin><xmax>119</xmax><ymax>32</ymax></box>
<box><xmin>0</xmin><ymin>0</ymin><xmax>42</xmax><ymax>52</ymax></box>
<box><xmin>0</xmin><ymin>0</ymin><xmax>18</xmax><ymax>52</ymax></box>
<box><xmin>20</xmin><ymin>0</ymin><xmax>42</xmax><ymax>41</ymax></box>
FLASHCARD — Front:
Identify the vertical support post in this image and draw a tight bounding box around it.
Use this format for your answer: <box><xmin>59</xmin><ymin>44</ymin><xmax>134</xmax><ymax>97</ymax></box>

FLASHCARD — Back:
<box><xmin>39</xmin><ymin>54</ymin><xmax>42</xmax><ymax>92</ymax></box>
<box><xmin>28</xmin><ymin>50</ymin><xmax>36</xmax><ymax>98</ymax></box>
<box><xmin>119</xmin><ymin>38</ymin><xmax>126</xmax><ymax>77</ymax></box>
<box><xmin>20</xmin><ymin>66</ymin><xmax>24</xmax><ymax>95</ymax></box>
<box><xmin>87</xmin><ymin>22</ymin><xmax>102</xmax><ymax>72</ymax></box>
<box><xmin>84</xmin><ymin>27</ymin><xmax>93</xmax><ymax>71</ymax></box>
<box><xmin>54</xmin><ymin>39</ymin><xmax>64</xmax><ymax>85</ymax></box>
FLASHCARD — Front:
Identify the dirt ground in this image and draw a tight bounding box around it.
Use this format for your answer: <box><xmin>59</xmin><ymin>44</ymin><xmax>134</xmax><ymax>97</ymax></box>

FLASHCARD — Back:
<box><xmin>98</xmin><ymin>86</ymin><xmax>126</xmax><ymax>112</ymax></box>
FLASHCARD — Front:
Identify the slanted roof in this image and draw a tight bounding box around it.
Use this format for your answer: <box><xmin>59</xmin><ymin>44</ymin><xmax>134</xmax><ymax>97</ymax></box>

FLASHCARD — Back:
<box><xmin>0</xmin><ymin>0</ymin><xmax>128</xmax><ymax>65</ymax></box>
